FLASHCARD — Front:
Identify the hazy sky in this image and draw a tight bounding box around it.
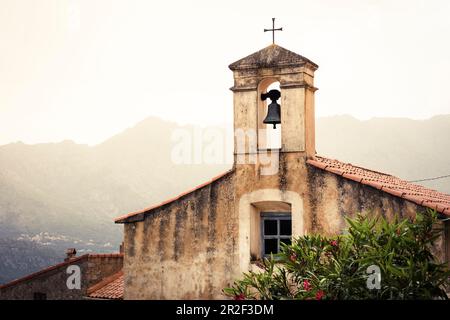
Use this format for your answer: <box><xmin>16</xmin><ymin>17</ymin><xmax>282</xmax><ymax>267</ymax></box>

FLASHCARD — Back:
<box><xmin>1</xmin><ymin>0</ymin><xmax>450</xmax><ymax>145</ymax></box>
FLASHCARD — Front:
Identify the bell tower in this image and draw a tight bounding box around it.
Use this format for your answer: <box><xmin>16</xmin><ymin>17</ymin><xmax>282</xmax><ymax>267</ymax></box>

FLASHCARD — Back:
<box><xmin>230</xmin><ymin>44</ymin><xmax>319</xmax><ymax>272</ymax></box>
<box><xmin>229</xmin><ymin>44</ymin><xmax>318</xmax><ymax>161</ymax></box>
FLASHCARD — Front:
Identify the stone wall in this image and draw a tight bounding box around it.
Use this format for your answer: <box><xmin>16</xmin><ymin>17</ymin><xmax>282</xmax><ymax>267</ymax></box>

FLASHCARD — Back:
<box><xmin>86</xmin><ymin>254</ymin><xmax>124</xmax><ymax>288</ymax></box>
<box><xmin>0</xmin><ymin>256</ymin><xmax>89</xmax><ymax>300</ymax></box>
<box><xmin>0</xmin><ymin>254</ymin><xmax>123</xmax><ymax>300</ymax></box>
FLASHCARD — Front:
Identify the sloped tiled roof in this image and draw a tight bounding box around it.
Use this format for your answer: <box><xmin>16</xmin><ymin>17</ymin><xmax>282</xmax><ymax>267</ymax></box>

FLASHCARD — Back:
<box><xmin>0</xmin><ymin>254</ymin><xmax>89</xmax><ymax>290</ymax></box>
<box><xmin>229</xmin><ymin>44</ymin><xmax>318</xmax><ymax>71</ymax></box>
<box><xmin>0</xmin><ymin>253</ymin><xmax>123</xmax><ymax>290</ymax></box>
<box><xmin>87</xmin><ymin>271</ymin><xmax>124</xmax><ymax>300</ymax></box>
<box><xmin>115</xmin><ymin>156</ymin><xmax>450</xmax><ymax>224</ymax></box>
<box><xmin>115</xmin><ymin>170</ymin><xmax>233</xmax><ymax>223</ymax></box>
<box><xmin>307</xmin><ymin>156</ymin><xmax>450</xmax><ymax>216</ymax></box>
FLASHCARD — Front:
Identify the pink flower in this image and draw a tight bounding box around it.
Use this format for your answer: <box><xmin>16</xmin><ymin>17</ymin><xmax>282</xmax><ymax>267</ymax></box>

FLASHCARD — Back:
<box><xmin>330</xmin><ymin>240</ymin><xmax>338</xmax><ymax>247</ymax></box>
<box><xmin>290</xmin><ymin>253</ymin><xmax>297</xmax><ymax>262</ymax></box>
<box><xmin>315</xmin><ymin>290</ymin><xmax>325</xmax><ymax>300</ymax></box>
<box><xmin>234</xmin><ymin>293</ymin><xmax>245</xmax><ymax>300</ymax></box>
<box><xmin>303</xmin><ymin>280</ymin><xmax>311</xmax><ymax>291</ymax></box>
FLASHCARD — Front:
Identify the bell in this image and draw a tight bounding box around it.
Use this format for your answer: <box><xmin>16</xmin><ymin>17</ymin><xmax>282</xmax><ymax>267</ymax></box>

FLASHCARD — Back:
<box><xmin>261</xmin><ymin>89</ymin><xmax>281</xmax><ymax>129</ymax></box>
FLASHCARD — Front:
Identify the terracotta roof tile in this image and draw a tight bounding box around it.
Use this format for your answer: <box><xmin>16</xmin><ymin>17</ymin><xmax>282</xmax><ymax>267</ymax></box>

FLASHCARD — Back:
<box><xmin>307</xmin><ymin>156</ymin><xmax>450</xmax><ymax>216</ymax></box>
<box><xmin>88</xmin><ymin>253</ymin><xmax>123</xmax><ymax>259</ymax></box>
<box><xmin>88</xmin><ymin>271</ymin><xmax>123</xmax><ymax>300</ymax></box>
<box><xmin>342</xmin><ymin>173</ymin><xmax>363</xmax><ymax>183</ymax></box>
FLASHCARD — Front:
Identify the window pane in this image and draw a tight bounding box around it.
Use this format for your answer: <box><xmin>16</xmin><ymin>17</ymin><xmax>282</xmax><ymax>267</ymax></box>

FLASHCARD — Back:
<box><xmin>280</xmin><ymin>238</ymin><xmax>291</xmax><ymax>247</ymax></box>
<box><xmin>280</xmin><ymin>219</ymin><xmax>292</xmax><ymax>235</ymax></box>
<box><xmin>264</xmin><ymin>239</ymin><xmax>278</xmax><ymax>255</ymax></box>
<box><xmin>264</xmin><ymin>220</ymin><xmax>278</xmax><ymax>236</ymax></box>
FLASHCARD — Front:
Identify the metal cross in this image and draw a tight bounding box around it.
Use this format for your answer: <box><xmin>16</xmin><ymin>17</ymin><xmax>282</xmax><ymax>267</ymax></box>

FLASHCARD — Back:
<box><xmin>264</xmin><ymin>18</ymin><xmax>283</xmax><ymax>44</ymax></box>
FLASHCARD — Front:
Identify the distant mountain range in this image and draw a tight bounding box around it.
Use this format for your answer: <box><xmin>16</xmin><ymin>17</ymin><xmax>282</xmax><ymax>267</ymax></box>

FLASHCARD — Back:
<box><xmin>1</xmin><ymin>115</ymin><xmax>449</xmax><ymax>284</ymax></box>
<box><xmin>0</xmin><ymin>238</ymin><xmax>61</xmax><ymax>283</ymax></box>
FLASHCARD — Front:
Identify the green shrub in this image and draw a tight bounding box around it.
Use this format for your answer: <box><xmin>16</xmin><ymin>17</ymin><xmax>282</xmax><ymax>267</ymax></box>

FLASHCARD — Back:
<box><xmin>223</xmin><ymin>210</ymin><xmax>450</xmax><ymax>300</ymax></box>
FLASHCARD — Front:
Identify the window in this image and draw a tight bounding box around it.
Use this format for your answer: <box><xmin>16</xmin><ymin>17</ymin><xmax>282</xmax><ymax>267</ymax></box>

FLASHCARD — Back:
<box><xmin>261</xmin><ymin>212</ymin><xmax>291</xmax><ymax>257</ymax></box>
<box><xmin>33</xmin><ymin>292</ymin><xmax>47</xmax><ymax>300</ymax></box>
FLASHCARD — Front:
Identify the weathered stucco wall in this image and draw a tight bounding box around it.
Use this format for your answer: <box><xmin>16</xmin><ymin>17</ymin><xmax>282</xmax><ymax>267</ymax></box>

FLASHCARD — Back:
<box><xmin>123</xmin><ymin>172</ymin><xmax>237</xmax><ymax>299</ymax></box>
<box><xmin>305</xmin><ymin>165</ymin><xmax>421</xmax><ymax>235</ymax></box>
<box><xmin>305</xmin><ymin>165</ymin><xmax>447</xmax><ymax>262</ymax></box>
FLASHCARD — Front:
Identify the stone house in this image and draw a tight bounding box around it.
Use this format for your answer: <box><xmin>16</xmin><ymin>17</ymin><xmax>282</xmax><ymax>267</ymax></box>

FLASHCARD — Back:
<box><xmin>114</xmin><ymin>44</ymin><xmax>450</xmax><ymax>299</ymax></box>
<box><xmin>0</xmin><ymin>249</ymin><xmax>123</xmax><ymax>300</ymax></box>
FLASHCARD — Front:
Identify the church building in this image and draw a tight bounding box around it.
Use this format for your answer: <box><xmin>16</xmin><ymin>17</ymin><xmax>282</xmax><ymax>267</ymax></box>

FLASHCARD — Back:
<box><xmin>115</xmin><ymin>43</ymin><xmax>450</xmax><ymax>299</ymax></box>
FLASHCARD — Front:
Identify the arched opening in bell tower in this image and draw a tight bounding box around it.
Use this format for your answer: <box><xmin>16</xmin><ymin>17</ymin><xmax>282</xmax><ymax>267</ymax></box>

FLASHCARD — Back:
<box><xmin>258</xmin><ymin>79</ymin><xmax>282</xmax><ymax>150</ymax></box>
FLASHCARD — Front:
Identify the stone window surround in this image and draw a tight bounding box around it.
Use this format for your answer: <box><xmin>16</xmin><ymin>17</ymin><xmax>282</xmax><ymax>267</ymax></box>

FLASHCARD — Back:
<box><xmin>238</xmin><ymin>189</ymin><xmax>304</xmax><ymax>274</ymax></box>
